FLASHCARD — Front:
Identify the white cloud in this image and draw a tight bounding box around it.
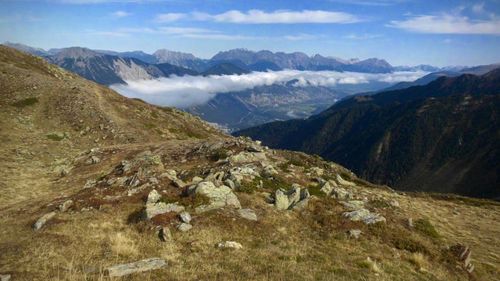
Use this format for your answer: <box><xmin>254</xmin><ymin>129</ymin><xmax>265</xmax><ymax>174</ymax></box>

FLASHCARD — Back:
<box><xmin>389</xmin><ymin>13</ymin><xmax>500</xmax><ymax>35</ymax></box>
<box><xmin>191</xmin><ymin>9</ymin><xmax>361</xmax><ymax>24</ymax></box>
<box><xmin>155</xmin><ymin>13</ymin><xmax>186</xmax><ymax>23</ymax></box>
<box><xmin>110</xmin><ymin>10</ymin><xmax>131</xmax><ymax>18</ymax></box>
<box><xmin>110</xmin><ymin>70</ymin><xmax>426</xmax><ymax>108</ymax></box>
<box><xmin>329</xmin><ymin>0</ymin><xmax>410</xmax><ymax>6</ymax></box>
<box><xmin>345</xmin><ymin>33</ymin><xmax>383</xmax><ymax>40</ymax></box>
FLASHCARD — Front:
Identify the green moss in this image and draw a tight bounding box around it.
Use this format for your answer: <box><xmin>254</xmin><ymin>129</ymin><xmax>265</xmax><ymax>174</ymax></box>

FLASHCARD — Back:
<box><xmin>238</xmin><ymin>178</ymin><xmax>261</xmax><ymax>194</ymax></box>
<box><xmin>414</xmin><ymin>218</ymin><xmax>440</xmax><ymax>239</ymax></box>
<box><xmin>307</xmin><ymin>184</ymin><xmax>325</xmax><ymax>197</ymax></box>
<box><xmin>260</xmin><ymin>176</ymin><xmax>290</xmax><ymax>192</ymax></box>
<box><xmin>12</xmin><ymin>97</ymin><xmax>38</xmax><ymax>108</ymax></box>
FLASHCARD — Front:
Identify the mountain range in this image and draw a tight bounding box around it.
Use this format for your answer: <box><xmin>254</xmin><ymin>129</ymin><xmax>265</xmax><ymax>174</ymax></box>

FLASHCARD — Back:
<box><xmin>235</xmin><ymin>70</ymin><xmax>500</xmax><ymax>199</ymax></box>
<box><xmin>4</xmin><ymin>42</ymin><xmax>457</xmax><ymax>81</ymax></box>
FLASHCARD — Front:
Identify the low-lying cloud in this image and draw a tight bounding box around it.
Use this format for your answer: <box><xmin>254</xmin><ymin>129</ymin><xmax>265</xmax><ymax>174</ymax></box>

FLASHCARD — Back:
<box><xmin>110</xmin><ymin>70</ymin><xmax>426</xmax><ymax>108</ymax></box>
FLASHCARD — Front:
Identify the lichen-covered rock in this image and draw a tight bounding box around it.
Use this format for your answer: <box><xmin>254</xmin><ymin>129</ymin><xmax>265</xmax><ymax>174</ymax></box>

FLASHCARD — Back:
<box><xmin>33</xmin><ymin>212</ymin><xmax>56</xmax><ymax>230</ymax></box>
<box><xmin>147</xmin><ymin>189</ymin><xmax>161</xmax><ymax>204</ymax></box>
<box><xmin>217</xmin><ymin>241</ymin><xmax>243</xmax><ymax>250</ymax></box>
<box><xmin>179</xmin><ymin>211</ymin><xmax>192</xmax><ymax>223</ymax></box>
<box><xmin>177</xmin><ymin>223</ymin><xmax>193</xmax><ymax>232</ymax></box>
<box><xmin>59</xmin><ymin>199</ymin><xmax>73</xmax><ymax>212</ymax></box>
<box><xmin>343</xmin><ymin>209</ymin><xmax>386</xmax><ymax>224</ymax></box>
<box><xmin>238</xmin><ymin>208</ymin><xmax>258</xmax><ymax>221</ymax></box>
<box><xmin>145</xmin><ymin>201</ymin><xmax>185</xmax><ymax>220</ymax></box>
<box><xmin>193</xmin><ymin>181</ymin><xmax>241</xmax><ymax>213</ymax></box>
<box><xmin>348</xmin><ymin>229</ymin><xmax>362</xmax><ymax>239</ymax></box>
<box><xmin>336</xmin><ymin>174</ymin><xmax>356</xmax><ymax>186</ymax></box>
<box><xmin>229</xmin><ymin>152</ymin><xmax>267</xmax><ymax>164</ymax></box>
<box><xmin>106</xmin><ymin>258</ymin><xmax>166</xmax><ymax>277</ymax></box>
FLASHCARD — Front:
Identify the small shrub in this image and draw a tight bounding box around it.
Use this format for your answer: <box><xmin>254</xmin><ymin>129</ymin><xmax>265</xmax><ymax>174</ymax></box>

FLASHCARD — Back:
<box><xmin>414</xmin><ymin>218</ymin><xmax>440</xmax><ymax>239</ymax></box>
<box><xmin>238</xmin><ymin>178</ymin><xmax>261</xmax><ymax>193</ymax></box>
<box><xmin>307</xmin><ymin>184</ymin><xmax>325</xmax><ymax>197</ymax></box>
<box><xmin>392</xmin><ymin>236</ymin><xmax>429</xmax><ymax>254</ymax></box>
<box><xmin>209</xmin><ymin>148</ymin><xmax>228</xmax><ymax>161</ymax></box>
<box><xmin>11</xmin><ymin>97</ymin><xmax>38</xmax><ymax>108</ymax></box>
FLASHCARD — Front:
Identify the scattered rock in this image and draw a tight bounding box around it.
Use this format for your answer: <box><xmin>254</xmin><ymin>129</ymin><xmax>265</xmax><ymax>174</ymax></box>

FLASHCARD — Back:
<box><xmin>191</xmin><ymin>176</ymin><xmax>203</xmax><ymax>184</ymax></box>
<box><xmin>336</xmin><ymin>174</ymin><xmax>356</xmax><ymax>186</ymax></box>
<box><xmin>145</xmin><ymin>200</ymin><xmax>185</xmax><ymax>220</ymax></box>
<box><xmin>217</xmin><ymin>241</ymin><xmax>243</xmax><ymax>250</ymax></box>
<box><xmin>450</xmin><ymin>244</ymin><xmax>475</xmax><ymax>273</ymax></box>
<box><xmin>177</xmin><ymin>223</ymin><xmax>192</xmax><ymax>232</ymax></box>
<box><xmin>83</xmin><ymin>179</ymin><xmax>97</xmax><ymax>189</ymax></box>
<box><xmin>86</xmin><ymin>156</ymin><xmax>100</xmax><ymax>165</ymax></box>
<box><xmin>179</xmin><ymin>211</ymin><xmax>192</xmax><ymax>223</ymax></box>
<box><xmin>343</xmin><ymin>209</ymin><xmax>386</xmax><ymax>225</ymax></box>
<box><xmin>59</xmin><ymin>199</ymin><xmax>73</xmax><ymax>212</ymax></box>
<box><xmin>149</xmin><ymin>177</ymin><xmax>159</xmax><ymax>185</ymax></box>
<box><xmin>146</xmin><ymin>189</ymin><xmax>161</xmax><ymax>204</ymax></box>
<box><xmin>0</xmin><ymin>274</ymin><xmax>11</xmax><ymax>281</ymax></box>
<box><xmin>273</xmin><ymin>186</ymin><xmax>310</xmax><ymax>210</ymax></box>
<box><xmin>262</xmin><ymin>165</ymin><xmax>278</xmax><ymax>177</ymax></box>
<box><xmin>407</xmin><ymin>218</ymin><xmax>414</xmax><ymax>228</ymax></box>
<box><xmin>159</xmin><ymin>227</ymin><xmax>172</xmax><ymax>242</ymax></box>
<box><xmin>171</xmin><ymin>178</ymin><xmax>186</xmax><ymax>188</ymax></box>
<box><xmin>224</xmin><ymin>179</ymin><xmax>236</xmax><ymax>189</ymax></box>
<box><xmin>33</xmin><ymin>212</ymin><xmax>56</xmax><ymax>230</ymax></box>
<box><xmin>331</xmin><ymin>186</ymin><xmax>353</xmax><ymax>200</ymax></box>
<box><xmin>229</xmin><ymin>152</ymin><xmax>267</xmax><ymax>164</ymax></box>
<box><xmin>340</xmin><ymin>200</ymin><xmax>365</xmax><ymax>211</ymax></box>
<box><xmin>389</xmin><ymin>199</ymin><xmax>400</xmax><ymax>208</ymax></box>
<box><xmin>309</xmin><ymin>167</ymin><xmax>324</xmax><ymax>176</ymax></box>
<box><xmin>106</xmin><ymin>258</ymin><xmax>166</xmax><ymax>277</ymax></box>
<box><xmin>348</xmin><ymin>229</ymin><xmax>362</xmax><ymax>239</ymax></box>
<box><xmin>193</xmin><ymin>181</ymin><xmax>241</xmax><ymax>213</ymax></box>
<box><xmin>238</xmin><ymin>208</ymin><xmax>258</xmax><ymax>221</ymax></box>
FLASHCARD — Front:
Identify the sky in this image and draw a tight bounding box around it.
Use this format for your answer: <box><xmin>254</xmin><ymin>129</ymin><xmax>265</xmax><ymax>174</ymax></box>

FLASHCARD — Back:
<box><xmin>0</xmin><ymin>0</ymin><xmax>499</xmax><ymax>66</ymax></box>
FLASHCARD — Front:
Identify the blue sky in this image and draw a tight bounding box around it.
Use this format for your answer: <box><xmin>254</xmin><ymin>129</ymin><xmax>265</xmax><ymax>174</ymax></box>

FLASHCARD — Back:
<box><xmin>0</xmin><ymin>0</ymin><xmax>499</xmax><ymax>66</ymax></box>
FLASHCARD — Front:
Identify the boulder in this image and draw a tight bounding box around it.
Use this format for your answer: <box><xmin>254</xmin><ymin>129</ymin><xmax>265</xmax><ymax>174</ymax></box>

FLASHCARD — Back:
<box><xmin>217</xmin><ymin>241</ymin><xmax>243</xmax><ymax>250</ymax></box>
<box><xmin>274</xmin><ymin>186</ymin><xmax>310</xmax><ymax>210</ymax></box>
<box><xmin>343</xmin><ymin>209</ymin><xmax>386</xmax><ymax>225</ymax></box>
<box><xmin>262</xmin><ymin>165</ymin><xmax>278</xmax><ymax>177</ymax></box>
<box><xmin>238</xmin><ymin>208</ymin><xmax>258</xmax><ymax>221</ymax></box>
<box><xmin>179</xmin><ymin>211</ymin><xmax>192</xmax><ymax>223</ymax></box>
<box><xmin>145</xmin><ymin>202</ymin><xmax>185</xmax><ymax>220</ymax></box>
<box><xmin>320</xmin><ymin>181</ymin><xmax>335</xmax><ymax>195</ymax></box>
<box><xmin>159</xmin><ymin>227</ymin><xmax>172</xmax><ymax>242</ymax></box>
<box><xmin>33</xmin><ymin>212</ymin><xmax>56</xmax><ymax>230</ymax></box>
<box><xmin>331</xmin><ymin>186</ymin><xmax>353</xmax><ymax>200</ymax></box>
<box><xmin>274</xmin><ymin>189</ymin><xmax>290</xmax><ymax>210</ymax></box>
<box><xmin>106</xmin><ymin>258</ymin><xmax>166</xmax><ymax>277</ymax></box>
<box><xmin>229</xmin><ymin>152</ymin><xmax>267</xmax><ymax>164</ymax></box>
<box><xmin>177</xmin><ymin>223</ymin><xmax>192</xmax><ymax>232</ymax></box>
<box><xmin>58</xmin><ymin>199</ymin><xmax>73</xmax><ymax>212</ymax></box>
<box><xmin>193</xmin><ymin>181</ymin><xmax>241</xmax><ymax>213</ymax></box>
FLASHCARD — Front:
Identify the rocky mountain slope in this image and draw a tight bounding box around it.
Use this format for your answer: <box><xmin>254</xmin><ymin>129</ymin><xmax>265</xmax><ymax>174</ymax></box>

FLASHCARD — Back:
<box><xmin>235</xmin><ymin>71</ymin><xmax>500</xmax><ymax>199</ymax></box>
<box><xmin>1</xmin><ymin>45</ymin><xmax>499</xmax><ymax>281</ymax></box>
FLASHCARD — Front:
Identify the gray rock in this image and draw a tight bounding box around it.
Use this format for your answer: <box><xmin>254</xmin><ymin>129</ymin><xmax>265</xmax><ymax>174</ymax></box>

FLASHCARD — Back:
<box><xmin>343</xmin><ymin>209</ymin><xmax>386</xmax><ymax>225</ymax></box>
<box><xmin>33</xmin><ymin>212</ymin><xmax>56</xmax><ymax>230</ymax></box>
<box><xmin>59</xmin><ymin>199</ymin><xmax>73</xmax><ymax>212</ymax></box>
<box><xmin>224</xmin><ymin>179</ymin><xmax>236</xmax><ymax>190</ymax></box>
<box><xmin>145</xmin><ymin>202</ymin><xmax>185</xmax><ymax>220</ymax></box>
<box><xmin>177</xmin><ymin>223</ymin><xmax>192</xmax><ymax>232</ymax></box>
<box><xmin>340</xmin><ymin>200</ymin><xmax>365</xmax><ymax>211</ymax></box>
<box><xmin>320</xmin><ymin>181</ymin><xmax>335</xmax><ymax>195</ymax></box>
<box><xmin>0</xmin><ymin>274</ymin><xmax>11</xmax><ymax>281</ymax></box>
<box><xmin>106</xmin><ymin>258</ymin><xmax>166</xmax><ymax>277</ymax></box>
<box><xmin>238</xmin><ymin>208</ymin><xmax>258</xmax><ymax>221</ymax></box>
<box><xmin>86</xmin><ymin>156</ymin><xmax>100</xmax><ymax>164</ymax></box>
<box><xmin>336</xmin><ymin>174</ymin><xmax>356</xmax><ymax>186</ymax></box>
<box><xmin>262</xmin><ymin>165</ymin><xmax>278</xmax><ymax>177</ymax></box>
<box><xmin>191</xmin><ymin>176</ymin><xmax>203</xmax><ymax>184</ymax></box>
<box><xmin>83</xmin><ymin>179</ymin><xmax>97</xmax><ymax>189</ymax></box>
<box><xmin>149</xmin><ymin>177</ymin><xmax>159</xmax><ymax>185</ymax></box>
<box><xmin>179</xmin><ymin>211</ymin><xmax>192</xmax><ymax>223</ymax></box>
<box><xmin>274</xmin><ymin>189</ymin><xmax>289</xmax><ymax>210</ymax></box>
<box><xmin>147</xmin><ymin>189</ymin><xmax>161</xmax><ymax>204</ymax></box>
<box><xmin>171</xmin><ymin>178</ymin><xmax>186</xmax><ymax>188</ymax></box>
<box><xmin>159</xmin><ymin>227</ymin><xmax>172</xmax><ymax>242</ymax></box>
<box><xmin>348</xmin><ymin>229</ymin><xmax>362</xmax><ymax>239</ymax></box>
<box><xmin>229</xmin><ymin>152</ymin><xmax>267</xmax><ymax>164</ymax></box>
<box><xmin>217</xmin><ymin>241</ymin><xmax>243</xmax><ymax>250</ymax></box>
<box><xmin>331</xmin><ymin>186</ymin><xmax>353</xmax><ymax>200</ymax></box>
<box><xmin>193</xmin><ymin>181</ymin><xmax>241</xmax><ymax>213</ymax></box>
<box><xmin>407</xmin><ymin>218</ymin><xmax>414</xmax><ymax>228</ymax></box>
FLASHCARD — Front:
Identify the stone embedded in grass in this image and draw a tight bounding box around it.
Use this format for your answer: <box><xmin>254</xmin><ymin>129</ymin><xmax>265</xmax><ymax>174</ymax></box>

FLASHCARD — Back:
<box><xmin>273</xmin><ymin>185</ymin><xmax>310</xmax><ymax>210</ymax></box>
<box><xmin>217</xmin><ymin>241</ymin><xmax>243</xmax><ymax>250</ymax></box>
<box><xmin>105</xmin><ymin>258</ymin><xmax>166</xmax><ymax>277</ymax></box>
<box><xmin>159</xmin><ymin>227</ymin><xmax>172</xmax><ymax>242</ymax></box>
<box><xmin>83</xmin><ymin>179</ymin><xmax>97</xmax><ymax>189</ymax></box>
<box><xmin>58</xmin><ymin>199</ymin><xmax>73</xmax><ymax>212</ymax></box>
<box><xmin>85</xmin><ymin>156</ymin><xmax>100</xmax><ymax>165</ymax></box>
<box><xmin>145</xmin><ymin>202</ymin><xmax>185</xmax><ymax>220</ymax></box>
<box><xmin>33</xmin><ymin>211</ymin><xmax>56</xmax><ymax>231</ymax></box>
<box><xmin>193</xmin><ymin>181</ymin><xmax>241</xmax><ymax>213</ymax></box>
<box><xmin>177</xmin><ymin>223</ymin><xmax>192</xmax><ymax>232</ymax></box>
<box><xmin>343</xmin><ymin>208</ymin><xmax>386</xmax><ymax>225</ymax></box>
<box><xmin>238</xmin><ymin>208</ymin><xmax>258</xmax><ymax>221</ymax></box>
<box><xmin>147</xmin><ymin>189</ymin><xmax>161</xmax><ymax>204</ymax></box>
<box><xmin>336</xmin><ymin>174</ymin><xmax>356</xmax><ymax>187</ymax></box>
<box><xmin>340</xmin><ymin>200</ymin><xmax>366</xmax><ymax>211</ymax></box>
<box><xmin>0</xmin><ymin>274</ymin><xmax>11</xmax><ymax>281</ymax></box>
<box><xmin>179</xmin><ymin>211</ymin><xmax>192</xmax><ymax>223</ymax></box>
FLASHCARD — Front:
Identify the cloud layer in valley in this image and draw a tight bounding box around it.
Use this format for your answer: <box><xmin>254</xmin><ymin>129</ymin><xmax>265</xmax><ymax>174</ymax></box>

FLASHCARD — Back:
<box><xmin>110</xmin><ymin>70</ymin><xmax>426</xmax><ymax>108</ymax></box>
